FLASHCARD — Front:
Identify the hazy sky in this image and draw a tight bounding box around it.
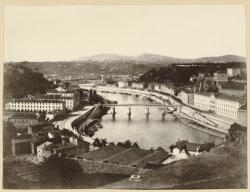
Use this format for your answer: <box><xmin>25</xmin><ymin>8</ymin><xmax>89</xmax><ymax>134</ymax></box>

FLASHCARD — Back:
<box><xmin>4</xmin><ymin>5</ymin><xmax>246</xmax><ymax>62</ymax></box>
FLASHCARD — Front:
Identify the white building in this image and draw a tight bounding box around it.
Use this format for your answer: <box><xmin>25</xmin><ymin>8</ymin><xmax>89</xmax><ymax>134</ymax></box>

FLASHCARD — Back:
<box><xmin>131</xmin><ymin>82</ymin><xmax>147</xmax><ymax>89</ymax></box>
<box><xmin>154</xmin><ymin>84</ymin><xmax>162</xmax><ymax>91</ymax></box>
<box><xmin>227</xmin><ymin>68</ymin><xmax>241</xmax><ymax>77</ymax></box>
<box><xmin>215</xmin><ymin>95</ymin><xmax>241</xmax><ymax>119</ymax></box>
<box><xmin>154</xmin><ymin>84</ymin><xmax>174</xmax><ymax>96</ymax></box>
<box><xmin>5</xmin><ymin>99</ymin><xmax>65</xmax><ymax>112</ymax></box>
<box><xmin>37</xmin><ymin>141</ymin><xmax>53</xmax><ymax>162</ymax></box>
<box><xmin>194</xmin><ymin>93</ymin><xmax>216</xmax><ymax>112</ymax></box>
<box><xmin>161</xmin><ymin>85</ymin><xmax>175</xmax><ymax>96</ymax></box>
<box><xmin>118</xmin><ymin>81</ymin><xmax>129</xmax><ymax>88</ymax></box>
<box><xmin>180</xmin><ymin>90</ymin><xmax>193</xmax><ymax>105</ymax></box>
<box><xmin>194</xmin><ymin>92</ymin><xmax>243</xmax><ymax>120</ymax></box>
<box><xmin>47</xmin><ymin>90</ymin><xmax>81</xmax><ymax>110</ymax></box>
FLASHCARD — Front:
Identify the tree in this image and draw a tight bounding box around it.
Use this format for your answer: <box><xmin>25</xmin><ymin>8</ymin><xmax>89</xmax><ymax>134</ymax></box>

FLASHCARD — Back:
<box><xmin>124</xmin><ymin>140</ymin><xmax>132</xmax><ymax>148</ymax></box>
<box><xmin>133</xmin><ymin>142</ymin><xmax>139</xmax><ymax>148</ymax></box>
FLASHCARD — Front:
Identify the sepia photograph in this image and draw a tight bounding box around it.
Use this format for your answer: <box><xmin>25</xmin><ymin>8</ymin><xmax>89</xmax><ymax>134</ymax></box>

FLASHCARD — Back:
<box><xmin>2</xmin><ymin>3</ymin><xmax>247</xmax><ymax>189</ymax></box>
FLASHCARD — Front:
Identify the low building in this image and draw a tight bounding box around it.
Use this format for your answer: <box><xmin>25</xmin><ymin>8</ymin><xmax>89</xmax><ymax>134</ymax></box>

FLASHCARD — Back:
<box><xmin>169</xmin><ymin>140</ymin><xmax>201</xmax><ymax>161</ymax></box>
<box><xmin>227</xmin><ymin>68</ymin><xmax>241</xmax><ymax>77</ymax></box>
<box><xmin>118</xmin><ymin>81</ymin><xmax>129</xmax><ymax>88</ymax></box>
<box><xmin>37</xmin><ymin>141</ymin><xmax>53</xmax><ymax>162</ymax></box>
<box><xmin>8</xmin><ymin>112</ymin><xmax>38</xmax><ymax>130</ymax></box>
<box><xmin>154</xmin><ymin>84</ymin><xmax>162</xmax><ymax>92</ymax></box>
<box><xmin>11</xmin><ymin>134</ymin><xmax>35</xmax><ymax>156</ymax></box>
<box><xmin>131</xmin><ymin>82</ymin><xmax>148</xmax><ymax>90</ymax></box>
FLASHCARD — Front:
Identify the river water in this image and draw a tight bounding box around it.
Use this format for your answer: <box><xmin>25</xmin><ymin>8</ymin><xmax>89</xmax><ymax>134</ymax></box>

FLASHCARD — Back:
<box><xmin>93</xmin><ymin>92</ymin><xmax>223</xmax><ymax>150</ymax></box>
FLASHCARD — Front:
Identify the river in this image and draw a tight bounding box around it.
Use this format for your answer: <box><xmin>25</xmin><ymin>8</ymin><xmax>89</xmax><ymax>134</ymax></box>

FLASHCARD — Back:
<box><xmin>93</xmin><ymin>92</ymin><xmax>223</xmax><ymax>150</ymax></box>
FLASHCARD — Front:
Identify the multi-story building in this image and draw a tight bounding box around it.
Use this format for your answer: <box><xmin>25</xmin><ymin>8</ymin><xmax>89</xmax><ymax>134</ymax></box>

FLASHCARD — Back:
<box><xmin>8</xmin><ymin>112</ymin><xmax>38</xmax><ymax>129</ymax></box>
<box><xmin>118</xmin><ymin>81</ymin><xmax>129</xmax><ymax>88</ymax></box>
<box><xmin>180</xmin><ymin>90</ymin><xmax>193</xmax><ymax>105</ymax></box>
<box><xmin>194</xmin><ymin>93</ymin><xmax>216</xmax><ymax>112</ymax></box>
<box><xmin>227</xmin><ymin>68</ymin><xmax>241</xmax><ymax>77</ymax></box>
<box><xmin>47</xmin><ymin>90</ymin><xmax>80</xmax><ymax>110</ymax></box>
<box><xmin>215</xmin><ymin>95</ymin><xmax>241</xmax><ymax>119</ymax></box>
<box><xmin>194</xmin><ymin>92</ymin><xmax>243</xmax><ymax>119</ymax></box>
<box><xmin>5</xmin><ymin>99</ymin><xmax>65</xmax><ymax>112</ymax></box>
<box><xmin>131</xmin><ymin>82</ymin><xmax>148</xmax><ymax>90</ymax></box>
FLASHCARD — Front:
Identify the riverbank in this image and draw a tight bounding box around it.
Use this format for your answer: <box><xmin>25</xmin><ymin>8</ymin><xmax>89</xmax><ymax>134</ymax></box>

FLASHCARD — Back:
<box><xmin>95</xmin><ymin>86</ymin><xmax>230</xmax><ymax>137</ymax></box>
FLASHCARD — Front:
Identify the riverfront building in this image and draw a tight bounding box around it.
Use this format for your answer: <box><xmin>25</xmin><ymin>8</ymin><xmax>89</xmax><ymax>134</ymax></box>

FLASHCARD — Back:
<box><xmin>193</xmin><ymin>92</ymin><xmax>243</xmax><ymax>119</ymax></box>
<box><xmin>180</xmin><ymin>90</ymin><xmax>193</xmax><ymax>105</ymax></box>
<box><xmin>118</xmin><ymin>81</ymin><xmax>129</xmax><ymax>88</ymax></box>
<box><xmin>154</xmin><ymin>84</ymin><xmax>175</xmax><ymax>96</ymax></box>
<box><xmin>131</xmin><ymin>82</ymin><xmax>148</xmax><ymax>90</ymax></box>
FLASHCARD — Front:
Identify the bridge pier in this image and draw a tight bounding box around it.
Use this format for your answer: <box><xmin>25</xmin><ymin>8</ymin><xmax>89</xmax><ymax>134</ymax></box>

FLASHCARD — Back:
<box><xmin>127</xmin><ymin>106</ymin><xmax>132</xmax><ymax>120</ymax></box>
<box><xmin>112</xmin><ymin>107</ymin><xmax>116</xmax><ymax>120</ymax></box>
<box><xmin>145</xmin><ymin>106</ymin><xmax>150</xmax><ymax>120</ymax></box>
<box><xmin>161</xmin><ymin>109</ymin><xmax>167</xmax><ymax>121</ymax></box>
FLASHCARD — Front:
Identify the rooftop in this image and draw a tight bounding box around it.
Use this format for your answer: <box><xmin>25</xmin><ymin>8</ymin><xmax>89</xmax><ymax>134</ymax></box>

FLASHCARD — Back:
<box><xmin>9</xmin><ymin>112</ymin><xmax>37</xmax><ymax>120</ymax></box>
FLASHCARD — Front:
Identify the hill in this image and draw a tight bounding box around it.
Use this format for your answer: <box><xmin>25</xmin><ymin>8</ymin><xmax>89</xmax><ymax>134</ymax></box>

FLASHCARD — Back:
<box><xmin>4</xmin><ymin>64</ymin><xmax>53</xmax><ymax>101</ymax></box>
<box><xmin>4</xmin><ymin>54</ymin><xmax>246</xmax><ymax>76</ymax></box>
<box><xmin>137</xmin><ymin>62</ymin><xmax>245</xmax><ymax>85</ymax></box>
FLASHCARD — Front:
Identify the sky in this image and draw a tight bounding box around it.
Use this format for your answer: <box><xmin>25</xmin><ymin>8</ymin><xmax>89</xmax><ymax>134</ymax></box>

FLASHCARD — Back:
<box><xmin>4</xmin><ymin>5</ymin><xmax>246</xmax><ymax>62</ymax></box>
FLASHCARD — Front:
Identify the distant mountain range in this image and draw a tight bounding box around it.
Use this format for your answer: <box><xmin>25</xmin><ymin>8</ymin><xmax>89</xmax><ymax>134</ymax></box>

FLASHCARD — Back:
<box><xmin>76</xmin><ymin>53</ymin><xmax>246</xmax><ymax>65</ymax></box>
<box><xmin>5</xmin><ymin>54</ymin><xmax>246</xmax><ymax>76</ymax></box>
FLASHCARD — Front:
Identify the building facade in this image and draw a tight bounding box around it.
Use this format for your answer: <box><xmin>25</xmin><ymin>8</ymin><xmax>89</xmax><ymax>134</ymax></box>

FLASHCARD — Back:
<box><xmin>194</xmin><ymin>92</ymin><xmax>243</xmax><ymax>119</ymax></box>
<box><xmin>215</xmin><ymin>95</ymin><xmax>241</xmax><ymax>119</ymax></box>
<box><xmin>180</xmin><ymin>90</ymin><xmax>193</xmax><ymax>105</ymax></box>
<box><xmin>118</xmin><ymin>81</ymin><xmax>129</xmax><ymax>88</ymax></box>
<box><xmin>194</xmin><ymin>93</ymin><xmax>216</xmax><ymax>112</ymax></box>
<box><xmin>227</xmin><ymin>68</ymin><xmax>241</xmax><ymax>77</ymax></box>
<box><xmin>131</xmin><ymin>83</ymin><xmax>147</xmax><ymax>90</ymax></box>
<box><xmin>5</xmin><ymin>99</ymin><xmax>65</xmax><ymax>112</ymax></box>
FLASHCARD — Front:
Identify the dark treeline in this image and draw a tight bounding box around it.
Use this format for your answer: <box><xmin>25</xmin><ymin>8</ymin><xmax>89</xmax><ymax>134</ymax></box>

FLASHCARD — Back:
<box><xmin>138</xmin><ymin>62</ymin><xmax>246</xmax><ymax>85</ymax></box>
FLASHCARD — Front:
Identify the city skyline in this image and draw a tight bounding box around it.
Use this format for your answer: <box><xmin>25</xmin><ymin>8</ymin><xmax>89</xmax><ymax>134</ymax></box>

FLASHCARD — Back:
<box><xmin>4</xmin><ymin>5</ymin><xmax>246</xmax><ymax>62</ymax></box>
